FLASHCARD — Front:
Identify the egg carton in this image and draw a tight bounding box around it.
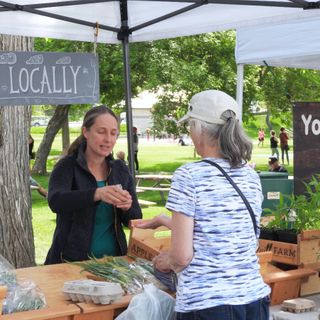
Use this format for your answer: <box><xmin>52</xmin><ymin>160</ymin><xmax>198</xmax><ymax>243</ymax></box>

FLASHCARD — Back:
<box><xmin>282</xmin><ymin>298</ymin><xmax>316</xmax><ymax>313</ymax></box>
<box><xmin>62</xmin><ymin>280</ymin><xmax>124</xmax><ymax>305</ymax></box>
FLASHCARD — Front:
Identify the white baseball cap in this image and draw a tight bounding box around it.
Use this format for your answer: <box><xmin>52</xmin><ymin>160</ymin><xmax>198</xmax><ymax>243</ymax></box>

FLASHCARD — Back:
<box><xmin>178</xmin><ymin>90</ymin><xmax>239</xmax><ymax>125</ymax></box>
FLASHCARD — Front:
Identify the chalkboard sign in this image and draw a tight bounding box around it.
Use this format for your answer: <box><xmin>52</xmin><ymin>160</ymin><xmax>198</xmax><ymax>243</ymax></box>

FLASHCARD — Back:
<box><xmin>293</xmin><ymin>102</ymin><xmax>320</xmax><ymax>195</ymax></box>
<box><xmin>0</xmin><ymin>52</ymin><xmax>99</xmax><ymax>105</ymax></box>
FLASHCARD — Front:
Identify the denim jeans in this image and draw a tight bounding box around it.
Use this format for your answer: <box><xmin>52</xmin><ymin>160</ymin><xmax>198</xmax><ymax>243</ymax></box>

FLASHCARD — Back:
<box><xmin>176</xmin><ymin>296</ymin><xmax>270</xmax><ymax>320</ymax></box>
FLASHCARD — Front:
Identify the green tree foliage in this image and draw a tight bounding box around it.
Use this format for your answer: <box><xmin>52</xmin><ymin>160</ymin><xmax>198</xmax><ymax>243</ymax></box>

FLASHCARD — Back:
<box><xmin>260</xmin><ymin>66</ymin><xmax>320</xmax><ymax>127</ymax></box>
<box><xmin>34</xmin><ymin>38</ymin><xmax>154</xmax><ymax>116</ymax></box>
<box><xmin>146</xmin><ymin>32</ymin><xmax>320</xmax><ymax>134</ymax></box>
<box><xmin>146</xmin><ymin>31</ymin><xmax>259</xmax><ymax>135</ymax></box>
<box><xmin>34</xmin><ymin>34</ymin><xmax>320</xmax><ymax>137</ymax></box>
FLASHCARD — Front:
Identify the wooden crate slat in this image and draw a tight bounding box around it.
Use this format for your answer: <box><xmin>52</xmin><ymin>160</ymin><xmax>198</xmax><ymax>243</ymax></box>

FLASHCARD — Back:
<box><xmin>258</xmin><ymin>239</ymin><xmax>299</xmax><ymax>265</ymax></box>
<box><xmin>301</xmin><ymin>230</ymin><xmax>320</xmax><ymax>240</ymax></box>
<box><xmin>299</xmin><ymin>238</ymin><xmax>320</xmax><ymax>265</ymax></box>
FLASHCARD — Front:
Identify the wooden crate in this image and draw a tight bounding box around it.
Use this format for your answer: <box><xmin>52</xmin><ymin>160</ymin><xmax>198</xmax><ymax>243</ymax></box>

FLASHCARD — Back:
<box><xmin>299</xmin><ymin>230</ymin><xmax>320</xmax><ymax>295</ymax></box>
<box><xmin>128</xmin><ymin>221</ymin><xmax>171</xmax><ymax>261</ymax></box>
<box><xmin>300</xmin><ymin>268</ymin><xmax>320</xmax><ymax>296</ymax></box>
<box><xmin>258</xmin><ymin>239</ymin><xmax>299</xmax><ymax>265</ymax></box>
<box><xmin>258</xmin><ymin>230</ymin><xmax>320</xmax><ymax>266</ymax></box>
<box><xmin>263</xmin><ymin>268</ymin><xmax>316</xmax><ymax>305</ymax></box>
<box><xmin>259</xmin><ymin>230</ymin><xmax>320</xmax><ymax>295</ymax></box>
<box><xmin>255</xmin><ymin>252</ymin><xmax>316</xmax><ymax>305</ymax></box>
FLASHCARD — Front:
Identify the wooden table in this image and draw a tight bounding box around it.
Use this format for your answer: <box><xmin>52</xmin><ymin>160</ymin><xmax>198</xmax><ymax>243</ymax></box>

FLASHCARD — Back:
<box><xmin>135</xmin><ymin>174</ymin><xmax>172</xmax><ymax>188</ymax></box>
<box><xmin>76</xmin><ymin>295</ymin><xmax>132</xmax><ymax>320</ymax></box>
<box><xmin>1</xmin><ymin>263</ymin><xmax>83</xmax><ymax>320</ymax></box>
<box><xmin>1</xmin><ymin>263</ymin><xmax>132</xmax><ymax>320</ymax></box>
<box><xmin>135</xmin><ymin>174</ymin><xmax>172</xmax><ymax>202</ymax></box>
<box><xmin>138</xmin><ymin>199</ymin><xmax>157</xmax><ymax>207</ymax></box>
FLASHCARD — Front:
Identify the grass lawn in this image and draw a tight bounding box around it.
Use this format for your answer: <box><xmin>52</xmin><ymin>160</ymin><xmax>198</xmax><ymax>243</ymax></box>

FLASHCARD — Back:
<box><xmin>31</xmin><ymin>124</ymin><xmax>293</xmax><ymax>264</ymax></box>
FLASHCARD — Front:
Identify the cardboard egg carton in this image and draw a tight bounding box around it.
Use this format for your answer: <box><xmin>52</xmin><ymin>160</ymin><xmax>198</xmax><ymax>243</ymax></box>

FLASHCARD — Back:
<box><xmin>62</xmin><ymin>280</ymin><xmax>124</xmax><ymax>305</ymax></box>
<box><xmin>282</xmin><ymin>298</ymin><xmax>316</xmax><ymax>313</ymax></box>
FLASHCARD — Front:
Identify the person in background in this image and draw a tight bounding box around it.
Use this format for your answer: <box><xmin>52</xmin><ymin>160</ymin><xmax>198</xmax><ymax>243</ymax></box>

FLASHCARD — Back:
<box><xmin>132</xmin><ymin>126</ymin><xmax>139</xmax><ymax>172</ymax></box>
<box><xmin>178</xmin><ymin>136</ymin><xmax>187</xmax><ymax>146</ymax></box>
<box><xmin>29</xmin><ymin>133</ymin><xmax>47</xmax><ymax>198</ymax></box>
<box><xmin>29</xmin><ymin>134</ymin><xmax>35</xmax><ymax>159</ymax></box>
<box><xmin>279</xmin><ymin>127</ymin><xmax>290</xmax><ymax>165</ymax></box>
<box><xmin>116</xmin><ymin>150</ymin><xmax>126</xmax><ymax>164</ymax></box>
<box><xmin>136</xmin><ymin>90</ymin><xmax>270</xmax><ymax>320</ymax></box>
<box><xmin>268</xmin><ymin>156</ymin><xmax>288</xmax><ymax>173</ymax></box>
<box><xmin>270</xmin><ymin>130</ymin><xmax>279</xmax><ymax>159</ymax></box>
<box><xmin>30</xmin><ymin>176</ymin><xmax>48</xmax><ymax>198</ymax></box>
<box><xmin>146</xmin><ymin>128</ymin><xmax>151</xmax><ymax>141</ymax></box>
<box><xmin>45</xmin><ymin>105</ymin><xmax>142</xmax><ymax>265</ymax></box>
<box><xmin>258</xmin><ymin>128</ymin><xmax>265</xmax><ymax>147</ymax></box>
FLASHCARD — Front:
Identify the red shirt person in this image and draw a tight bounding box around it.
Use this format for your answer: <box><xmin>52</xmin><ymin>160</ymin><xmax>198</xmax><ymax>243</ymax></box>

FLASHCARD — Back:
<box><xmin>279</xmin><ymin>127</ymin><xmax>289</xmax><ymax>165</ymax></box>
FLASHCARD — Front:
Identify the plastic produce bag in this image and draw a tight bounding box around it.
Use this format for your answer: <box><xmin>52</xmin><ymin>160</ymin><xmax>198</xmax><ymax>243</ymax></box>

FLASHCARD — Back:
<box><xmin>0</xmin><ymin>254</ymin><xmax>17</xmax><ymax>290</ymax></box>
<box><xmin>115</xmin><ymin>284</ymin><xmax>175</xmax><ymax>320</ymax></box>
<box><xmin>0</xmin><ymin>254</ymin><xmax>47</xmax><ymax>315</ymax></box>
<box><xmin>2</xmin><ymin>280</ymin><xmax>46</xmax><ymax>314</ymax></box>
<box><xmin>0</xmin><ymin>254</ymin><xmax>16</xmax><ymax>288</ymax></box>
<box><xmin>0</xmin><ymin>255</ymin><xmax>14</xmax><ymax>273</ymax></box>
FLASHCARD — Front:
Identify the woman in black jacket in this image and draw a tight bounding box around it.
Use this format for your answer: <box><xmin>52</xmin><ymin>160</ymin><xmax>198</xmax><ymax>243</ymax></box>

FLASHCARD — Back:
<box><xmin>45</xmin><ymin>106</ymin><xmax>142</xmax><ymax>264</ymax></box>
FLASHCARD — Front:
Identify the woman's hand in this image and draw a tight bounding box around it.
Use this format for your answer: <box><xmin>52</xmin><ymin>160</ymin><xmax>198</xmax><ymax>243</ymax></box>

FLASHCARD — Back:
<box><xmin>94</xmin><ymin>185</ymin><xmax>132</xmax><ymax>211</ymax></box>
<box><xmin>133</xmin><ymin>214</ymin><xmax>172</xmax><ymax>229</ymax></box>
<box><xmin>153</xmin><ymin>251</ymin><xmax>171</xmax><ymax>273</ymax></box>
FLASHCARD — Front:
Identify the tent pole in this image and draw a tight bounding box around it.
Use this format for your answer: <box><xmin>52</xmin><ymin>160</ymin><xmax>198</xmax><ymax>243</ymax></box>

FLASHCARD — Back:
<box><xmin>119</xmin><ymin>0</ymin><xmax>135</xmax><ymax>177</ymax></box>
<box><xmin>121</xmin><ymin>36</ymin><xmax>135</xmax><ymax>177</ymax></box>
<box><xmin>236</xmin><ymin>63</ymin><xmax>244</xmax><ymax>123</ymax></box>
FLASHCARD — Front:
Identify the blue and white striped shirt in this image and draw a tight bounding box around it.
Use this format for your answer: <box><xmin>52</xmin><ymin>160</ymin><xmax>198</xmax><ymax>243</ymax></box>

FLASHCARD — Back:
<box><xmin>166</xmin><ymin>158</ymin><xmax>270</xmax><ymax>312</ymax></box>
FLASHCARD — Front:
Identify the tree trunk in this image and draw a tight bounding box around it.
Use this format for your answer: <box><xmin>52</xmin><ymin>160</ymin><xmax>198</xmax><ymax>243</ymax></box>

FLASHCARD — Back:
<box><xmin>32</xmin><ymin>105</ymin><xmax>70</xmax><ymax>175</ymax></box>
<box><xmin>62</xmin><ymin>115</ymin><xmax>70</xmax><ymax>154</ymax></box>
<box><xmin>266</xmin><ymin>109</ymin><xmax>273</xmax><ymax>132</ymax></box>
<box><xmin>0</xmin><ymin>35</ymin><xmax>36</xmax><ymax>267</ymax></box>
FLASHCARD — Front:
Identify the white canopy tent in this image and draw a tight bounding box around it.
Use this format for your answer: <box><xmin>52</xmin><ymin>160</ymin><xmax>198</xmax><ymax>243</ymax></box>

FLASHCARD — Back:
<box><xmin>1</xmin><ymin>0</ymin><xmax>320</xmax><ymax>173</ymax></box>
<box><xmin>1</xmin><ymin>1</ymin><xmax>320</xmax><ymax>44</ymax></box>
<box><xmin>235</xmin><ymin>17</ymin><xmax>320</xmax><ymax>129</ymax></box>
<box><xmin>236</xmin><ymin>17</ymin><xmax>320</xmax><ymax>70</ymax></box>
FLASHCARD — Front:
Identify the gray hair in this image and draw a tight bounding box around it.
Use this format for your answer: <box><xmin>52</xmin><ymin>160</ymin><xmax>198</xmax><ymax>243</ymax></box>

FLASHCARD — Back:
<box><xmin>189</xmin><ymin>110</ymin><xmax>252</xmax><ymax>168</ymax></box>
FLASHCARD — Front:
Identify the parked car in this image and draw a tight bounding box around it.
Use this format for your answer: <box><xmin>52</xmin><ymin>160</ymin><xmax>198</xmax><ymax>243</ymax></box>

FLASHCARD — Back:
<box><xmin>31</xmin><ymin>117</ymin><xmax>49</xmax><ymax>127</ymax></box>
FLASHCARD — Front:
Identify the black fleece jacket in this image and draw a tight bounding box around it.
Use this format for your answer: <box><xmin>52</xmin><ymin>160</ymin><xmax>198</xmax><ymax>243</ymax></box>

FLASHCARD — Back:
<box><xmin>44</xmin><ymin>142</ymin><xmax>142</xmax><ymax>264</ymax></box>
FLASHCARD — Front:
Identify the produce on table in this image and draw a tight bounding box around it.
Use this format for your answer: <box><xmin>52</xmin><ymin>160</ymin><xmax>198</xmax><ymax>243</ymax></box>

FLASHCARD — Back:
<box><xmin>72</xmin><ymin>256</ymin><xmax>167</xmax><ymax>294</ymax></box>
<box><xmin>0</xmin><ymin>255</ymin><xmax>46</xmax><ymax>315</ymax></box>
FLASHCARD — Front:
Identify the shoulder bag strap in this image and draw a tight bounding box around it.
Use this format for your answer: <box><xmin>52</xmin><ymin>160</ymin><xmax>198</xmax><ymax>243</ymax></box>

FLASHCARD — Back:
<box><xmin>202</xmin><ymin>159</ymin><xmax>258</xmax><ymax>236</ymax></box>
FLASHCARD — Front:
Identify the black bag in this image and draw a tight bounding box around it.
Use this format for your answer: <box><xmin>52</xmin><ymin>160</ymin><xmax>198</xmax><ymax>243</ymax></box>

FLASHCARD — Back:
<box><xmin>285</xmin><ymin>144</ymin><xmax>290</xmax><ymax>151</ymax></box>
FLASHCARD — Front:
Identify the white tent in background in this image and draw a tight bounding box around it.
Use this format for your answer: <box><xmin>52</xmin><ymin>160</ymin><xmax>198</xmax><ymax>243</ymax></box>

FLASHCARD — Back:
<box><xmin>235</xmin><ymin>17</ymin><xmax>320</xmax><ymax>121</ymax></box>
<box><xmin>1</xmin><ymin>0</ymin><xmax>320</xmax><ymax>173</ymax></box>
<box><xmin>236</xmin><ymin>18</ymin><xmax>320</xmax><ymax>70</ymax></box>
